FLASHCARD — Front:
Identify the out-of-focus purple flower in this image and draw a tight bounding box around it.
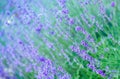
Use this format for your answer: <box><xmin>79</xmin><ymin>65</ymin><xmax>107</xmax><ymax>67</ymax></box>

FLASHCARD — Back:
<box><xmin>86</xmin><ymin>34</ymin><xmax>94</xmax><ymax>42</ymax></box>
<box><xmin>75</xmin><ymin>26</ymin><xmax>82</xmax><ymax>31</ymax></box>
<box><xmin>75</xmin><ymin>26</ymin><xmax>87</xmax><ymax>34</ymax></box>
<box><xmin>38</xmin><ymin>57</ymin><xmax>46</xmax><ymax>62</ymax></box>
<box><xmin>50</xmin><ymin>31</ymin><xmax>55</xmax><ymax>35</ymax></box>
<box><xmin>99</xmin><ymin>5</ymin><xmax>105</xmax><ymax>14</ymax></box>
<box><xmin>0</xmin><ymin>66</ymin><xmax>15</xmax><ymax>79</ymax></box>
<box><xmin>36</xmin><ymin>28</ymin><xmax>41</xmax><ymax>32</ymax></box>
<box><xmin>56</xmin><ymin>66</ymin><xmax>71</xmax><ymax>79</ymax></box>
<box><xmin>68</xmin><ymin>18</ymin><xmax>74</xmax><ymax>25</ymax></box>
<box><xmin>87</xmin><ymin>64</ymin><xmax>96</xmax><ymax>71</ymax></box>
<box><xmin>0</xmin><ymin>66</ymin><xmax>4</xmax><ymax>76</ymax></box>
<box><xmin>18</xmin><ymin>40</ymin><xmax>24</xmax><ymax>45</ymax></box>
<box><xmin>46</xmin><ymin>42</ymin><xmax>54</xmax><ymax>49</ymax></box>
<box><xmin>70</xmin><ymin>45</ymin><xmax>80</xmax><ymax>53</ymax></box>
<box><xmin>96</xmin><ymin>70</ymin><xmax>106</xmax><ymax>76</ymax></box>
<box><xmin>60</xmin><ymin>74</ymin><xmax>71</xmax><ymax>79</ymax></box>
<box><xmin>58</xmin><ymin>0</ymin><xmax>66</xmax><ymax>4</ymax></box>
<box><xmin>62</xmin><ymin>9</ymin><xmax>69</xmax><ymax>14</ymax></box>
<box><xmin>0</xmin><ymin>30</ymin><xmax>4</xmax><ymax>37</ymax></box>
<box><xmin>85</xmin><ymin>55</ymin><xmax>94</xmax><ymax>61</ymax></box>
<box><xmin>18</xmin><ymin>41</ymin><xmax>23</xmax><ymax>44</ymax></box>
<box><xmin>80</xmin><ymin>50</ymin><xmax>86</xmax><ymax>54</ymax></box>
<box><xmin>36</xmin><ymin>24</ymin><xmax>43</xmax><ymax>32</ymax></box>
<box><xmin>111</xmin><ymin>1</ymin><xmax>115</xmax><ymax>7</ymax></box>
<box><xmin>81</xmin><ymin>40</ymin><xmax>88</xmax><ymax>47</ymax></box>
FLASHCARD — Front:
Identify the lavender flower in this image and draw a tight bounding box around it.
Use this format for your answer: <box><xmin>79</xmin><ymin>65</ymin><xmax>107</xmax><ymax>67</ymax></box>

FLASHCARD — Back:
<box><xmin>1</xmin><ymin>0</ymin><xmax>118</xmax><ymax>79</ymax></box>
<box><xmin>62</xmin><ymin>9</ymin><xmax>69</xmax><ymax>14</ymax></box>
<box><xmin>75</xmin><ymin>26</ymin><xmax>87</xmax><ymax>35</ymax></box>
<box><xmin>96</xmin><ymin>70</ymin><xmax>106</xmax><ymax>76</ymax></box>
<box><xmin>58</xmin><ymin>0</ymin><xmax>66</xmax><ymax>4</ymax></box>
<box><xmin>87</xmin><ymin>64</ymin><xmax>96</xmax><ymax>71</ymax></box>
<box><xmin>75</xmin><ymin>26</ymin><xmax>82</xmax><ymax>31</ymax></box>
<box><xmin>68</xmin><ymin>18</ymin><xmax>74</xmax><ymax>25</ymax></box>
<box><xmin>81</xmin><ymin>40</ymin><xmax>88</xmax><ymax>47</ymax></box>
<box><xmin>0</xmin><ymin>66</ymin><xmax>4</xmax><ymax>76</ymax></box>
<box><xmin>111</xmin><ymin>1</ymin><xmax>115</xmax><ymax>7</ymax></box>
<box><xmin>35</xmin><ymin>24</ymin><xmax>43</xmax><ymax>32</ymax></box>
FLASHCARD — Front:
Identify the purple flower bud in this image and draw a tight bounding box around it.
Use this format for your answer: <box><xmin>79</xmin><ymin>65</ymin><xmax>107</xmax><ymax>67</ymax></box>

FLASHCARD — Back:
<box><xmin>36</xmin><ymin>56</ymin><xmax>46</xmax><ymax>62</ymax></box>
<box><xmin>36</xmin><ymin>24</ymin><xmax>43</xmax><ymax>32</ymax></box>
<box><xmin>96</xmin><ymin>70</ymin><xmax>106</xmax><ymax>76</ymax></box>
<box><xmin>81</xmin><ymin>40</ymin><xmax>88</xmax><ymax>47</ymax></box>
<box><xmin>46</xmin><ymin>42</ymin><xmax>54</xmax><ymax>49</ymax></box>
<box><xmin>50</xmin><ymin>31</ymin><xmax>55</xmax><ymax>35</ymax></box>
<box><xmin>36</xmin><ymin>28</ymin><xmax>41</xmax><ymax>32</ymax></box>
<box><xmin>80</xmin><ymin>50</ymin><xmax>86</xmax><ymax>54</ymax></box>
<box><xmin>0</xmin><ymin>66</ymin><xmax>4</xmax><ymax>74</ymax></box>
<box><xmin>58</xmin><ymin>0</ymin><xmax>66</xmax><ymax>4</ymax></box>
<box><xmin>75</xmin><ymin>26</ymin><xmax>82</xmax><ymax>31</ymax></box>
<box><xmin>68</xmin><ymin>18</ymin><xmax>74</xmax><ymax>25</ymax></box>
<box><xmin>86</xmin><ymin>34</ymin><xmax>94</xmax><ymax>42</ymax></box>
<box><xmin>62</xmin><ymin>9</ymin><xmax>69</xmax><ymax>14</ymax></box>
<box><xmin>111</xmin><ymin>1</ymin><xmax>115</xmax><ymax>7</ymax></box>
<box><xmin>87</xmin><ymin>64</ymin><xmax>96</xmax><ymax>71</ymax></box>
<box><xmin>0</xmin><ymin>30</ymin><xmax>4</xmax><ymax>37</ymax></box>
<box><xmin>70</xmin><ymin>45</ymin><xmax>80</xmax><ymax>52</ymax></box>
<box><xmin>18</xmin><ymin>40</ymin><xmax>23</xmax><ymax>45</ymax></box>
<box><xmin>75</xmin><ymin>26</ymin><xmax>87</xmax><ymax>34</ymax></box>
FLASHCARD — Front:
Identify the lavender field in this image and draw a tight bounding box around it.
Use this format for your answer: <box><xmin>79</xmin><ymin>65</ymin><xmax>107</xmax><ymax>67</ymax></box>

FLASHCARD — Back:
<box><xmin>0</xmin><ymin>0</ymin><xmax>120</xmax><ymax>79</ymax></box>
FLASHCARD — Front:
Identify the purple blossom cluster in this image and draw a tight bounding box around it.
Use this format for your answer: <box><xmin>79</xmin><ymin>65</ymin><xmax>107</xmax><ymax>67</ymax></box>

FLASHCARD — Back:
<box><xmin>0</xmin><ymin>0</ymin><xmax>118</xmax><ymax>78</ymax></box>
<box><xmin>0</xmin><ymin>41</ymin><xmax>71</xmax><ymax>79</ymax></box>
<box><xmin>70</xmin><ymin>44</ymin><xmax>106</xmax><ymax>77</ymax></box>
<box><xmin>0</xmin><ymin>1</ymin><xmax>72</xmax><ymax>77</ymax></box>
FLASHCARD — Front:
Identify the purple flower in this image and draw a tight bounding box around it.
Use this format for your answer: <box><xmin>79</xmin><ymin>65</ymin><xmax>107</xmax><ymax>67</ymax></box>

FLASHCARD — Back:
<box><xmin>0</xmin><ymin>30</ymin><xmax>4</xmax><ymax>37</ymax></box>
<box><xmin>0</xmin><ymin>66</ymin><xmax>4</xmax><ymax>75</ymax></box>
<box><xmin>75</xmin><ymin>26</ymin><xmax>82</xmax><ymax>31</ymax></box>
<box><xmin>70</xmin><ymin>45</ymin><xmax>80</xmax><ymax>53</ymax></box>
<box><xmin>50</xmin><ymin>31</ymin><xmax>55</xmax><ymax>35</ymax></box>
<box><xmin>75</xmin><ymin>26</ymin><xmax>87</xmax><ymax>34</ymax></box>
<box><xmin>46</xmin><ymin>42</ymin><xmax>54</xmax><ymax>49</ymax></box>
<box><xmin>58</xmin><ymin>0</ymin><xmax>66</xmax><ymax>4</ymax></box>
<box><xmin>68</xmin><ymin>18</ymin><xmax>74</xmax><ymax>25</ymax></box>
<box><xmin>36</xmin><ymin>56</ymin><xmax>46</xmax><ymax>62</ymax></box>
<box><xmin>86</xmin><ymin>34</ymin><xmax>94</xmax><ymax>42</ymax></box>
<box><xmin>18</xmin><ymin>40</ymin><xmax>23</xmax><ymax>45</ymax></box>
<box><xmin>111</xmin><ymin>1</ymin><xmax>115</xmax><ymax>7</ymax></box>
<box><xmin>87</xmin><ymin>64</ymin><xmax>96</xmax><ymax>71</ymax></box>
<box><xmin>62</xmin><ymin>9</ymin><xmax>69</xmax><ymax>14</ymax></box>
<box><xmin>96</xmin><ymin>70</ymin><xmax>106</xmax><ymax>76</ymax></box>
<box><xmin>81</xmin><ymin>40</ymin><xmax>88</xmax><ymax>47</ymax></box>
<box><xmin>36</xmin><ymin>28</ymin><xmax>41</xmax><ymax>32</ymax></box>
<box><xmin>36</xmin><ymin>24</ymin><xmax>43</xmax><ymax>32</ymax></box>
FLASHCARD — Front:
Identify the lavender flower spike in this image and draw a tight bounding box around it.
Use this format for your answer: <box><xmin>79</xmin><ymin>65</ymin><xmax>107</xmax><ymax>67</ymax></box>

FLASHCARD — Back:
<box><xmin>111</xmin><ymin>1</ymin><xmax>115</xmax><ymax>7</ymax></box>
